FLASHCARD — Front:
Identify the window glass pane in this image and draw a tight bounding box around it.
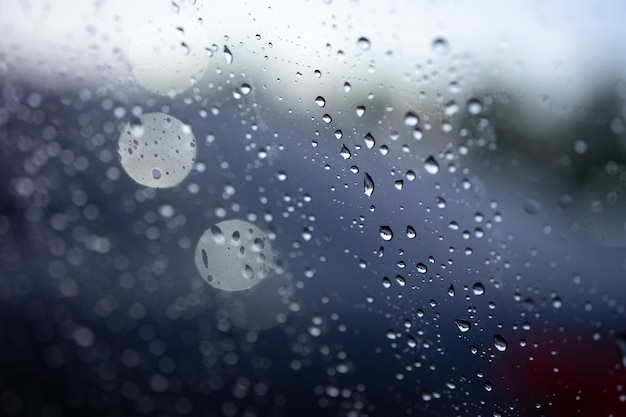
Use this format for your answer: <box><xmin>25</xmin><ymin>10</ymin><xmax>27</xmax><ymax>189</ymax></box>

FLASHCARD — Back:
<box><xmin>1</xmin><ymin>1</ymin><xmax>626</xmax><ymax>416</ymax></box>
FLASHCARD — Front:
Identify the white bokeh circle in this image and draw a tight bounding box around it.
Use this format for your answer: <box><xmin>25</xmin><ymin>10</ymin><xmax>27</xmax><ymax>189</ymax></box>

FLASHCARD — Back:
<box><xmin>129</xmin><ymin>15</ymin><xmax>210</xmax><ymax>95</ymax></box>
<box><xmin>195</xmin><ymin>220</ymin><xmax>274</xmax><ymax>291</ymax></box>
<box><xmin>117</xmin><ymin>112</ymin><xmax>196</xmax><ymax>188</ymax></box>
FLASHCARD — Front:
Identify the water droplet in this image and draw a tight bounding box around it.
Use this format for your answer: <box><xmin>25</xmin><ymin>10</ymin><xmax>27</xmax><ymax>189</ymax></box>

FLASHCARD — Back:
<box><xmin>315</xmin><ymin>96</ymin><xmax>326</xmax><ymax>107</ymax></box>
<box><xmin>201</xmin><ymin>249</ymin><xmax>208</xmax><ymax>268</ymax></box>
<box><xmin>379</xmin><ymin>226</ymin><xmax>393</xmax><ymax>241</ymax></box>
<box><xmin>455</xmin><ymin>319</ymin><xmax>471</xmax><ymax>333</ymax></box>
<box><xmin>472</xmin><ymin>283</ymin><xmax>485</xmax><ymax>296</ymax></box>
<box><xmin>406</xmin><ymin>226</ymin><xmax>416</xmax><ymax>239</ymax></box>
<box><xmin>448</xmin><ymin>285</ymin><xmax>455</xmax><ymax>297</ymax></box>
<box><xmin>223</xmin><ymin>45</ymin><xmax>233</xmax><ymax>64</ymax></box>
<box><xmin>364</xmin><ymin>132</ymin><xmax>376</xmax><ymax>149</ymax></box>
<box><xmin>244</xmin><ymin>264</ymin><xmax>254</xmax><ymax>279</ymax></box>
<box><xmin>432</xmin><ymin>37</ymin><xmax>450</xmax><ymax>54</ymax></box>
<box><xmin>467</xmin><ymin>98</ymin><xmax>482</xmax><ymax>115</ymax></box>
<box><xmin>276</xmin><ymin>171</ymin><xmax>287</xmax><ymax>181</ymax></box>
<box><xmin>382</xmin><ymin>277</ymin><xmax>392</xmax><ymax>288</ymax></box>
<box><xmin>444</xmin><ymin>100</ymin><xmax>459</xmax><ymax>116</ymax></box>
<box><xmin>340</xmin><ymin>145</ymin><xmax>352</xmax><ymax>159</ymax></box>
<box><xmin>238</xmin><ymin>84</ymin><xmax>251</xmax><ymax>96</ymax></box>
<box><xmin>424</xmin><ymin>156</ymin><xmax>440</xmax><ymax>174</ymax></box>
<box><xmin>494</xmin><ymin>334</ymin><xmax>508</xmax><ymax>352</ymax></box>
<box><xmin>151</xmin><ymin>168</ymin><xmax>162</xmax><ymax>180</ymax></box>
<box><xmin>404</xmin><ymin>111</ymin><xmax>419</xmax><ymax>127</ymax></box>
<box><xmin>523</xmin><ymin>198</ymin><xmax>542</xmax><ymax>215</ymax></box>
<box><xmin>394</xmin><ymin>180</ymin><xmax>403</xmax><ymax>190</ymax></box>
<box><xmin>416</xmin><ymin>262</ymin><xmax>427</xmax><ymax>274</ymax></box>
<box><xmin>356</xmin><ymin>106</ymin><xmax>366</xmax><ymax>117</ymax></box>
<box><xmin>357</xmin><ymin>37</ymin><xmax>371</xmax><ymax>50</ymax></box>
<box><xmin>364</xmin><ymin>173</ymin><xmax>374</xmax><ymax>196</ymax></box>
<box><xmin>334</xmin><ymin>130</ymin><xmax>343</xmax><ymax>139</ymax></box>
<box><xmin>343</xmin><ymin>82</ymin><xmax>352</xmax><ymax>93</ymax></box>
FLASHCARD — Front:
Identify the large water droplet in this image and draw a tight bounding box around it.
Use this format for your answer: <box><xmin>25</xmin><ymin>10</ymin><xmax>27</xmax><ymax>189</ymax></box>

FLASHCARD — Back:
<box><xmin>455</xmin><ymin>319</ymin><xmax>471</xmax><ymax>333</ymax></box>
<box><xmin>404</xmin><ymin>111</ymin><xmax>419</xmax><ymax>127</ymax></box>
<box><xmin>340</xmin><ymin>145</ymin><xmax>352</xmax><ymax>159</ymax></box>
<box><xmin>379</xmin><ymin>226</ymin><xmax>393</xmax><ymax>241</ymax></box>
<box><xmin>357</xmin><ymin>37</ymin><xmax>371</xmax><ymax>50</ymax></box>
<box><xmin>494</xmin><ymin>334</ymin><xmax>508</xmax><ymax>352</ymax></box>
<box><xmin>364</xmin><ymin>173</ymin><xmax>374</xmax><ymax>196</ymax></box>
<box><xmin>472</xmin><ymin>283</ymin><xmax>485</xmax><ymax>296</ymax></box>
<box><xmin>424</xmin><ymin>155</ymin><xmax>440</xmax><ymax>175</ymax></box>
<box><xmin>467</xmin><ymin>98</ymin><xmax>482</xmax><ymax>115</ymax></box>
<box><xmin>362</xmin><ymin>133</ymin><xmax>375</xmax><ymax>150</ymax></box>
<box><xmin>223</xmin><ymin>45</ymin><xmax>233</xmax><ymax>64</ymax></box>
<box><xmin>315</xmin><ymin>96</ymin><xmax>326</xmax><ymax>107</ymax></box>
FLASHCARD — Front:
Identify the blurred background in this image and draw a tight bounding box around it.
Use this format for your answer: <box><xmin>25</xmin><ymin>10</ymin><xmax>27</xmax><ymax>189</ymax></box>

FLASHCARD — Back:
<box><xmin>1</xmin><ymin>1</ymin><xmax>625</xmax><ymax>416</ymax></box>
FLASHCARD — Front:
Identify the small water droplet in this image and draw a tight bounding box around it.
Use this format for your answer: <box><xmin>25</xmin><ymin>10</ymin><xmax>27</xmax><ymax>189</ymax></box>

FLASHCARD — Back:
<box><xmin>364</xmin><ymin>132</ymin><xmax>376</xmax><ymax>149</ymax></box>
<box><xmin>404</xmin><ymin>111</ymin><xmax>419</xmax><ymax>127</ymax></box>
<box><xmin>472</xmin><ymin>283</ymin><xmax>485</xmax><ymax>296</ymax></box>
<box><xmin>334</xmin><ymin>130</ymin><xmax>343</xmax><ymax>139</ymax></box>
<box><xmin>467</xmin><ymin>98</ymin><xmax>482</xmax><ymax>115</ymax></box>
<box><xmin>432</xmin><ymin>37</ymin><xmax>450</xmax><ymax>54</ymax></box>
<box><xmin>223</xmin><ymin>45</ymin><xmax>233</xmax><ymax>64</ymax></box>
<box><xmin>364</xmin><ymin>173</ymin><xmax>374</xmax><ymax>196</ymax></box>
<box><xmin>394</xmin><ymin>180</ymin><xmax>403</xmax><ymax>190</ymax></box>
<box><xmin>151</xmin><ymin>168</ymin><xmax>162</xmax><ymax>180</ymax></box>
<box><xmin>416</xmin><ymin>262</ymin><xmax>427</xmax><ymax>274</ymax></box>
<box><xmin>240</xmin><ymin>83</ymin><xmax>252</xmax><ymax>95</ymax></box>
<box><xmin>455</xmin><ymin>319</ymin><xmax>471</xmax><ymax>333</ymax></box>
<box><xmin>340</xmin><ymin>145</ymin><xmax>352</xmax><ymax>159</ymax></box>
<box><xmin>357</xmin><ymin>37</ymin><xmax>371</xmax><ymax>50</ymax></box>
<box><xmin>356</xmin><ymin>106</ymin><xmax>366</xmax><ymax>117</ymax></box>
<box><xmin>343</xmin><ymin>82</ymin><xmax>352</xmax><ymax>93</ymax></box>
<box><xmin>379</xmin><ymin>226</ymin><xmax>393</xmax><ymax>241</ymax></box>
<box><xmin>444</xmin><ymin>100</ymin><xmax>459</xmax><ymax>116</ymax></box>
<box><xmin>406</xmin><ymin>226</ymin><xmax>416</xmax><ymax>239</ymax></box>
<box><xmin>315</xmin><ymin>96</ymin><xmax>326</xmax><ymax>107</ymax></box>
<box><xmin>424</xmin><ymin>156</ymin><xmax>440</xmax><ymax>174</ymax></box>
<box><xmin>382</xmin><ymin>277</ymin><xmax>392</xmax><ymax>288</ymax></box>
<box><xmin>448</xmin><ymin>285</ymin><xmax>455</xmax><ymax>297</ymax></box>
<box><xmin>494</xmin><ymin>334</ymin><xmax>508</xmax><ymax>352</ymax></box>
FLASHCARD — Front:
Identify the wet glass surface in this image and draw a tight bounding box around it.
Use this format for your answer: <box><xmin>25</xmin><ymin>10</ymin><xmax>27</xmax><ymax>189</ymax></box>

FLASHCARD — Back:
<box><xmin>1</xmin><ymin>1</ymin><xmax>626</xmax><ymax>416</ymax></box>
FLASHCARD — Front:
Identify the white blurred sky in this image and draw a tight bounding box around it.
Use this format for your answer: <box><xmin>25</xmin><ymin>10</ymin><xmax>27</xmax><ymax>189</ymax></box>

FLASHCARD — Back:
<box><xmin>2</xmin><ymin>0</ymin><xmax>626</xmax><ymax>118</ymax></box>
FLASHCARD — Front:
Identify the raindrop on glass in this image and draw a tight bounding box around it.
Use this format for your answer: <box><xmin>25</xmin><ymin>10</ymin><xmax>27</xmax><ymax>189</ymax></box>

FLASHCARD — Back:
<box><xmin>494</xmin><ymin>334</ymin><xmax>508</xmax><ymax>352</ymax></box>
<box><xmin>455</xmin><ymin>319</ymin><xmax>471</xmax><ymax>333</ymax></box>
<box><xmin>364</xmin><ymin>132</ymin><xmax>376</xmax><ymax>149</ymax></box>
<box><xmin>404</xmin><ymin>111</ymin><xmax>419</xmax><ymax>127</ymax></box>
<box><xmin>379</xmin><ymin>226</ymin><xmax>393</xmax><ymax>241</ymax></box>
<box><xmin>364</xmin><ymin>173</ymin><xmax>374</xmax><ymax>196</ymax></box>
<box><xmin>223</xmin><ymin>45</ymin><xmax>233</xmax><ymax>64</ymax></box>
<box><xmin>472</xmin><ymin>283</ymin><xmax>485</xmax><ymax>296</ymax></box>
<box><xmin>357</xmin><ymin>37</ymin><xmax>371</xmax><ymax>50</ymax></box>
<box><xmin>424</xmin><ymin>155</ymin><xmax>440</xmax><ymax>174</ymax></box>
